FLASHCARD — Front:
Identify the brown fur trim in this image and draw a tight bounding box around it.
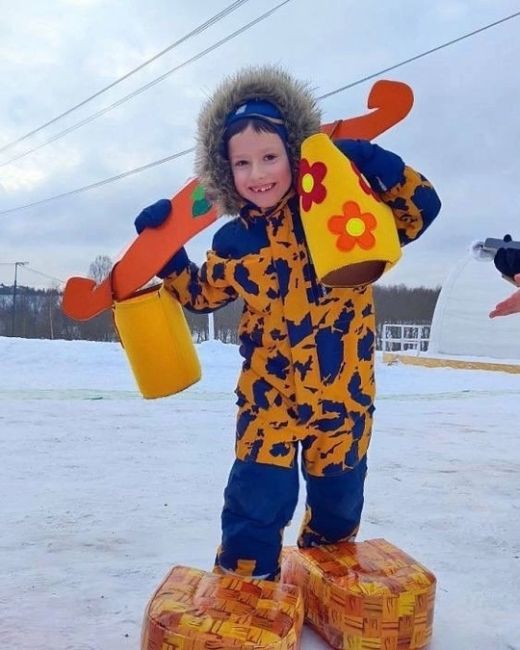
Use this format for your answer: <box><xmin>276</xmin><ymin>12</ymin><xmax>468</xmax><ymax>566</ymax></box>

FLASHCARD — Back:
<box><xmin>195</xmin><ymin>65</ymin><xmax>321</xmax><ymax>215</ymax></box>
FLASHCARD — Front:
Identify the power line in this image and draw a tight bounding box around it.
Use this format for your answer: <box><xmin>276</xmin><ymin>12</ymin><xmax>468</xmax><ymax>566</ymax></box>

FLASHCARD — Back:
<box><xmin>0</xmin><ymin>0</ymin><xmax>292</xmax><ymax>169</ymax></box>
<box><xmin>21</xmin><ymin>266</ymin><xmax>65</xmax><ymax>285</ymax></box>
<box><xmin>0</xmin><ymin>0</ymin><xmax>252</xmax><ymax>158</ymax></box>
<box><xmin>317</xmin><ymin>9</ymin><xmax>520</xmax><ymax>101</ymax></box>
<box><xmin>0</xmin><ymin>148</ymin><xmax>194</xmax><ymax>215</ymax></box>
<box><xmin>1</xmin><ymin>9</ymin><xmax>518</xmax><ymax>217</ymax></box>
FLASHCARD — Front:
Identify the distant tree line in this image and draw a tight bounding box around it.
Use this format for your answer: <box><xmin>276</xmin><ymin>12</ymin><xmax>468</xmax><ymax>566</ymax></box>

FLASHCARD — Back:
<box><xmin>373</xmin><ymin>284</ymin><xmax>441</xmax><ymax>328</ymax></box>
<box><xmin>0</xmin><ymin>279</ymin><xmax>440</xmax><ymax>347</ymax></box>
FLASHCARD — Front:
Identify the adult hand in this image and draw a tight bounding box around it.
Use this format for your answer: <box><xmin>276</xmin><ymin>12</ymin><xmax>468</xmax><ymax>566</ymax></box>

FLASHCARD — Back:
<box><xmin>489</xmin><ymin>274</ymin><xmax>520</xmax><ymax>318</ymax></box>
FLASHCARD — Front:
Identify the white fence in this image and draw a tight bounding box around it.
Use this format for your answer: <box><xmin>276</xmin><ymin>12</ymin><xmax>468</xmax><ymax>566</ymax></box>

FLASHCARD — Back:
<box><xmin>380</xmin><ymin>323</ymin><xmax>430</xmax><ymax>355</ymax></box>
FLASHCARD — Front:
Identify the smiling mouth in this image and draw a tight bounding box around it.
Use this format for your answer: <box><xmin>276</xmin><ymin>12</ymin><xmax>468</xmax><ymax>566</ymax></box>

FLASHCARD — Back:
<box><xmin>249</xmin><ymin>183</ymin><xmax>275</xmax><ymax>193</ymax></box>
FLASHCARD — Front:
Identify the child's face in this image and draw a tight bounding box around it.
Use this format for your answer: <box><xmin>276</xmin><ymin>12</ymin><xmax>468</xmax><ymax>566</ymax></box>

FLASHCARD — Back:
<box><xmin>228</xmin><ymin>125</ymin><xmax>292</xmax><ymax>209</ymax></box>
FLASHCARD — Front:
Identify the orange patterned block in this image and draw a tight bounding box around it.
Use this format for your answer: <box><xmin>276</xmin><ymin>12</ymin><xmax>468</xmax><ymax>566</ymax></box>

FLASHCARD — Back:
<box><xmin>281</xmin><ymin>539</ymin><xmax>436</xmax><ymax>650</ymax></box>
<box><xmin>141</xmin><ymin>566</ymin><xmax>304</xmax><ymax>650</ymax></box>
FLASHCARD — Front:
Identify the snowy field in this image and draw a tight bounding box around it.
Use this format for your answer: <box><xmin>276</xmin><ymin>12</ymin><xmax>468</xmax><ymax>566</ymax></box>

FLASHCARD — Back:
<box><xmin>1</xmin><ymin>336</ymin><xmax>519</xmax><ymax>650</ymax></box>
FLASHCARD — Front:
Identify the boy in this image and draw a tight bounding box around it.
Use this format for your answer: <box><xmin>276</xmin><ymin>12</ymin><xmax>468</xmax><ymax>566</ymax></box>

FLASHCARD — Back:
<box><xmin>135</xmin><ymin>65</ymin><xmax>441</xmax><ymax>580</ymax></box>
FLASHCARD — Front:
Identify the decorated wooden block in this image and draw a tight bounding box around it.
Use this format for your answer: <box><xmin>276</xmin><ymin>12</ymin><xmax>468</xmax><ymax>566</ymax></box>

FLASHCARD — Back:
<box><xmin>141</xmin><ymin>566</ymin><xmax>304</xmax><ymax>650</ymax></box>
<box><xmin>298</xmin><ymin>133</ymin><xmax>402</xmax><ymax>287</ymax></box>
<box><xmin>281</xmin><ymin>539</ymin><xmax>436</xmax><ymax>650</ymax></box>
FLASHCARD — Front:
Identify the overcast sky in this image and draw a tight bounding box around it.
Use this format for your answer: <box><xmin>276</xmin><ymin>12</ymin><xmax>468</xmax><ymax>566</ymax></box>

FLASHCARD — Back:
<box><xmin>1</xmin><ymin>0</ymin><xmax>519</xmax><ymax>290</ymax></box>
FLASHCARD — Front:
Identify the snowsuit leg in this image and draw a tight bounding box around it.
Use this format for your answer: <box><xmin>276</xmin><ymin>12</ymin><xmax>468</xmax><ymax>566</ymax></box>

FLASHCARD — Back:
<box><xmin>297</xmin><ymin>455</ymin><xmax>368</xmax><ymax>548</ymax></box>
<box><xmin>216</xmin><ymin>456</ymin><xmax>299</xmax><ymax>580</ymax></box>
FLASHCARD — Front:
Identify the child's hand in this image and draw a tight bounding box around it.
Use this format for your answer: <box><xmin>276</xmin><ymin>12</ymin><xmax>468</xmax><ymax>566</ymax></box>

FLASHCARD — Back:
<box><xmin>494</xmin><ymin>247</ymin><xmax>520</xmax><ymax>281</ymax></box>
<box><xmin>336</xmin><ymin>139</ymin><xmax>405</xmax><ymax>192</ymax></box>
<box><xmin>134</xmin><ymin>199</ymin><xmax>185</xmax><ymax>278</ymax></box>
<box><xmin>134</xmin><ymin>199</ymin><xmax>171</xmax><ymax>234</ymax></box>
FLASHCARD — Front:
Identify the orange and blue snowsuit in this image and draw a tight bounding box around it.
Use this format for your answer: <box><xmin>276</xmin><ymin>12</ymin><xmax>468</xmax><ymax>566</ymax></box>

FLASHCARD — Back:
<box><xmin>162</xmin><ymin>143</ymin><xmax>441</xmax><ymax>579</ymax></box>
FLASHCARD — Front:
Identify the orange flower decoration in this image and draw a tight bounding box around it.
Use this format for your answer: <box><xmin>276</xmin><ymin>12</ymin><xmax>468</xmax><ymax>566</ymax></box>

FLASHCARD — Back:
<box><xmin>350</xmin><ymin>161</ymin><xmax>381</xmax><ymax>203</ymax></box>
<box><xmin>328</xmin><ymin>201</ymin><xmax>377</xmax><ymax>251</ymax></box>
<box><xmin>298</xmin><ymin>158</ymin><xmax>327</xmax><ymax>211</ymax></box>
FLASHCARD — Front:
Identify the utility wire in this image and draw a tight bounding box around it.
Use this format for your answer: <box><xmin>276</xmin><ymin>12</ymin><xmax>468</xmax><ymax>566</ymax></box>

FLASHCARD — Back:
<box><xmin>0</xmin><ymin>0</ymin><xmax>292</xmax><ymax>169</ymax></box>
<box><xmin>1</xmin><ymin>9</ymin><xmax>518</xmax><ymax>217</ymax></box>
<box><xmin>0</xmin><ymin>148</ymin><xmax>194</xmax><ymax>216</ymax></box>
<box><xmin>22</xmin><ymin>266</ymin><xmax>65</xmax><ymax>285</ymax></box>
<box><xmin>317</xmin><ymin>9</ymin><xmax>520</xmax><ymax>101</ymax></box>
<box><xmin>0</xmin><ymin>0</ymin><xmax>252</xmax><ymax>157</ymax></box>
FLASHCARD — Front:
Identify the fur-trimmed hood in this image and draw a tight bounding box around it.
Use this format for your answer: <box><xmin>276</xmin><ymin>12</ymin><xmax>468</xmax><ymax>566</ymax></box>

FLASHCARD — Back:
<box><xmin>195</xmin><ymin>65</ymin><xmax>321</xmax><ymax>216</ymax></box>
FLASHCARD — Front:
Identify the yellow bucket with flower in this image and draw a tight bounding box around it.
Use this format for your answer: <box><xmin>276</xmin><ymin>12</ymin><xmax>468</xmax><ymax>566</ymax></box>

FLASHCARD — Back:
<box><xmin>298</xmin><ymin>133</ymin><xmax>401</xmax><ymax>287</ymax></box>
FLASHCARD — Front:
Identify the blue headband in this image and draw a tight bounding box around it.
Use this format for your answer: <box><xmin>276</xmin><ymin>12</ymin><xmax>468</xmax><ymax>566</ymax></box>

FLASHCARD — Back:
<box><xmin>223</xmin><ymin>99</ymin><xmax>288</xmax><ymax>144</ymax></box>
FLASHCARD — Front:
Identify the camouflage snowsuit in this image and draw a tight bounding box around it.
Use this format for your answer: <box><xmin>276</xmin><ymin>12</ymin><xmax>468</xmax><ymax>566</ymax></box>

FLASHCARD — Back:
<box><xmin>162</xmin><ymin>67</ymin><xmax>441</xmax><ymax>578</ymax></box>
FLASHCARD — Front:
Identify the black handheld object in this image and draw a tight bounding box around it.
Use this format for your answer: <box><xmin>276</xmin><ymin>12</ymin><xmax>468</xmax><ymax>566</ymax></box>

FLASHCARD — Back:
<box><xmin>472</xmin><ymin>235</ymin><xmax>520</xmax><ymax>285</ymax></box>
<box><xmin>481</xmin><ymin>235</ymin><xmax>520</xmax><ymax>256</ymax></box>
<box><xmin>484</xmin><ymin>235</ymin><xmax>520</xmax><ymax>284</ymax></box>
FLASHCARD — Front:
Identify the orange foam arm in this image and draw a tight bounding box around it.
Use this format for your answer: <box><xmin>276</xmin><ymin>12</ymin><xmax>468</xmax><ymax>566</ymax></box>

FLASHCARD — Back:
<box><xmin>321</xmin><ymin>80</ymin><xmax>413</xmax><ymax>140</ymax></box>
<box><xmin>62</xmin><ymin>179</ymin><xmax>219</xmax><ymax>320</ymax></box>
<box><xmin>62</xmin><ymin>80</ymin><xmax>414</xmax><ymax>322</ymax></box>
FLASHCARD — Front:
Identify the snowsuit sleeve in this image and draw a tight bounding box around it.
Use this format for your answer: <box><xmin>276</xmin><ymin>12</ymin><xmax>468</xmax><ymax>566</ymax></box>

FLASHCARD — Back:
<box><xmin>380</xmin><ymin>165</ymin><xmax>441</xmax><ymax>245</ymax></box>
<box><xmin>161</xmin><ymin>225</ymin><xmax>240</xmax><ymax>314</ymax></box>
<box><xmin>333</xmin><ymin>138</ymin><xmax>441</xmax><ymax>246</ymax></box>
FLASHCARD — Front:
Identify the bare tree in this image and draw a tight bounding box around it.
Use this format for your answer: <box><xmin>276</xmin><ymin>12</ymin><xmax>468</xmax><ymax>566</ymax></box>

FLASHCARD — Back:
<box><xmin>373</xmin><ymin>284</ymin><xmax>440</xmax><ymax>325</ymax></box>
<box><xmin>184</xmin><ymin>309</ymin><xmax>209</xmax><ymax>343</ymax></box>
<box><xmin>88</xmin><ymin>255</ymin><xmax>113</xmax><ymax>284</ymax></box>
<box><xmin>215</xmin><ymin>299</ymin><xmax>243</xmax><ymax>343</ymax></box>
<box><xmin>81</xmin><ymin>255</ymin><xmax>116</xmax><ymax>340</ymax></box>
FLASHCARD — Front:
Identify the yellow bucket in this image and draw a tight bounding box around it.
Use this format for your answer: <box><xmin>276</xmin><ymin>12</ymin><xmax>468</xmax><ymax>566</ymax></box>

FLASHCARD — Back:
<box><xmin>299</xmin><ymin>133</ymin><xmax>402</xmax><ymax>287</ymax></box>
<box><xmin>113</xmin><ymin>284</ymin><xmax>201</xmax><ymax>399</ymax></box>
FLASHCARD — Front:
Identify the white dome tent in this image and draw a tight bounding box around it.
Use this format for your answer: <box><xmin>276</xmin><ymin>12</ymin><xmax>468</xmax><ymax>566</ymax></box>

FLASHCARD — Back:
<box><xmin>429</xmin><ymin>253</ymin><xmax>520</xmax><ymax>361</ymax></box>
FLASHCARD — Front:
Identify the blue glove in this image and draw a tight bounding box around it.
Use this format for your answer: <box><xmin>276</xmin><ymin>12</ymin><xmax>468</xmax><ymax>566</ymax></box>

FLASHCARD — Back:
<box><xmin>494</xmin><ymin>246</ymin><xmax>520</xmax><ymax>280</ymax></box>
<box><xmin>335</xmin><ymin>139</ymin><xmax>405</xmax><ymax>192</ymax></box>
<box><xmin>134</xmin><ymin>198</ymin><xmax>171</xmax><ymax>234</ymax></box>
<box><xmin>134</xmin><ymin>198</ymin><xmax>189</xmax><ymax>278</ymax></box>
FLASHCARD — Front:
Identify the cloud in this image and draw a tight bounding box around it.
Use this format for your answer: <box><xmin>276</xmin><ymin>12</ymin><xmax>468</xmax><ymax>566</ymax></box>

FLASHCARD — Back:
<box><xmin>1</xmin><ymin>0</ymin><xmax>519</xmax><ymax>292</ymax></box>
<box><xmin>0</xmin><ymin>166</ymin><xmax>47</xmax><ymax>193</ymax></box>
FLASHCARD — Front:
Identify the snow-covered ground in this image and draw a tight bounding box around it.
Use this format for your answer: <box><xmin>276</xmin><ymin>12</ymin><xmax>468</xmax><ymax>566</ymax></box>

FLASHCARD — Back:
<box><xmin>1</xmin><ymin>336</ymin><xmax>519</xmax><ymax>650</ymax></box>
